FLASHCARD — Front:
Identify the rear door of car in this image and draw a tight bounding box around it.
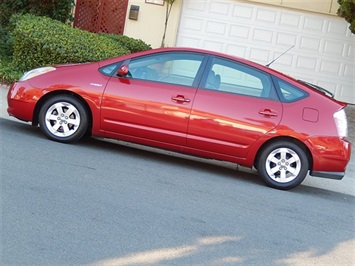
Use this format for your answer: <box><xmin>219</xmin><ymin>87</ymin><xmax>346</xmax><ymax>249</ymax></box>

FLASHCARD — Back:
<box><xmin>187</xmin><ymin>56</ymin><xmax>283</xmax><ymax>159</ymax></box>
<box><xmin>100</xmin><ymin>52</ymin><xmax>207</xmax><ymax>146</ymax></box>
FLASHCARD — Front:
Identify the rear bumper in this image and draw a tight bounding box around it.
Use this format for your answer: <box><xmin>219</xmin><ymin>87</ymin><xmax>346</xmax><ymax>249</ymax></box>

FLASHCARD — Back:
<box><xmin>309</xmin><ymin>170</ymin><xmax>344</xmax><ymax>180</ymax></box>
<box><xmin>306</xmin><ymin>137</ymin><xmax>351</xmax><ymax>175</ymax></box>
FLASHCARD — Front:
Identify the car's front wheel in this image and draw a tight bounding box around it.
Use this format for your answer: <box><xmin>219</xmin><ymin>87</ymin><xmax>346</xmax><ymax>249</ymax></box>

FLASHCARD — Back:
<box><xmin>39</xmin><ymin>95</ymin><xmax>89</xmax><ymax>143</ymax></box>
<box><xmin>256</xmin><ymin>141</ymin><xmax>309</xmax><ymax>190</ymax></box>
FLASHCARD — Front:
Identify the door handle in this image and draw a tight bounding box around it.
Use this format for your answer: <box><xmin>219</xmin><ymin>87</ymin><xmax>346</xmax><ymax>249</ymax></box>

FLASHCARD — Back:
<box><xmin>171</xmin><ymin>95</ymin><xmax>191</xmax><ymax>103</ymax></box>
<box><xmin>259</xmin><ymin>109</ymin><xmax>278</xmax><ymax>117</ymax></box>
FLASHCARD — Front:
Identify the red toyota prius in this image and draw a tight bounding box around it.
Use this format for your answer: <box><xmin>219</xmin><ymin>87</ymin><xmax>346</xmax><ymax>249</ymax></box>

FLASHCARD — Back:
<box><xmin>7</xmin><ymin>47</ymin><xmax>351</xmax><ymax>189</ymax></box>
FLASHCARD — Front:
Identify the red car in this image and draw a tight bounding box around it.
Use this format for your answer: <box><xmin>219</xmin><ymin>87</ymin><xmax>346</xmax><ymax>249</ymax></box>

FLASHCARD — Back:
<box><xmin>7</xmin><ymin>47</ymin><xmax>351</xmax><ymax>189</ymax></box>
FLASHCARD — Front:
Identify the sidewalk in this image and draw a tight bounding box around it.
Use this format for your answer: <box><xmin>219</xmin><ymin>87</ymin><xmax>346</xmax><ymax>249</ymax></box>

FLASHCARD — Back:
<box><xmin>1</xmin><ymin>83</ymin><xmax>354</xmax><ymax>195</ymax></box>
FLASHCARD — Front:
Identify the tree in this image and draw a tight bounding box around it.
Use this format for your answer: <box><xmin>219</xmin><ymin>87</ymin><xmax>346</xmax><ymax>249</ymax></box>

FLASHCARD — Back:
<box><xmin>161</xmin><ymin>0</ymin><xmax>176</xmax><ymax>47</ymax></box>
<box><xmin>337</xmin><ymin>0</ymin><xmax>355</xmax><ymax>34</ymax></box>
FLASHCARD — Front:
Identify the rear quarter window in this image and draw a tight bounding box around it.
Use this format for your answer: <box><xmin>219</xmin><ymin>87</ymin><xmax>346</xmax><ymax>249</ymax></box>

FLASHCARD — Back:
<box><xmin>272</xmin><ymin>77</ymin><xmax>308</xmax><ymax>102</ymax></box>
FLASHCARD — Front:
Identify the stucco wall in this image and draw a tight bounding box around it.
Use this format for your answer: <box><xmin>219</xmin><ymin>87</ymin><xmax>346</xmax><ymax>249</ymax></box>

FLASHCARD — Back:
<box><xmin>124</xmin><ymin>0</ymin><xmax>182</xmax><ymax>48</ymax></box>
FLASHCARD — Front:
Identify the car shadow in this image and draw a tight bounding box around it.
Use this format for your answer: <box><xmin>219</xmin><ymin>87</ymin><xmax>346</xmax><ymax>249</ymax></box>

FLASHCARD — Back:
<box><xmin>80</xmin><ymin>135</ymin><xmax>264</xmax><ymax>186</ymax></box>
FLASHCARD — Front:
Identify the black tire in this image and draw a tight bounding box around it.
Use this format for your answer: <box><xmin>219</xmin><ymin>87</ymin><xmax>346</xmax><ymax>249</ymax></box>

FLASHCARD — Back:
<box><xmin>256</xmin><ymin>141</ymin><xmax>309</xmax><ymax>190</ymax></box>
<box><xmin>38</xmin><ymin>95</ymin><xmax>89</xmax><ymax>143</ymax></box>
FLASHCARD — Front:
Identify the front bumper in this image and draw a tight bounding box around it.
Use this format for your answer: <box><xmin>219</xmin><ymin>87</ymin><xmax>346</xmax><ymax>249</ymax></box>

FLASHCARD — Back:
<box><xmin>7</xmin><ymin>81</ymin><xmax>41</xmax><ymax>122</ymax></box>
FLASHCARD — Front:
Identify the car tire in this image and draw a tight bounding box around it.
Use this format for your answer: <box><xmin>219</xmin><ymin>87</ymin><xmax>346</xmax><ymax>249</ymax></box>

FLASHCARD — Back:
<box><xmin>39</xmin><ymin>95</ymin><xmax>89</xmax><ymax>143</ymax></box>
<box><xmin>256</xmin><ymin>141</ymin><xmax>309</xmax><ymax>190</ymax></box>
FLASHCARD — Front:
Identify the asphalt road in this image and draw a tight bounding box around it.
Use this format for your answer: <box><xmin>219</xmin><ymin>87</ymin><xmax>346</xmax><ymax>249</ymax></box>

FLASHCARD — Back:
<box><xmin>1</xmin><ymin>86</ymin><xmax>355</xmax><ymax>265</ymax></box>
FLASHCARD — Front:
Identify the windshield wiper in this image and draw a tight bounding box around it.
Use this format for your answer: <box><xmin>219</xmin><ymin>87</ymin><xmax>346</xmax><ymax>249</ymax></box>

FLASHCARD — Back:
<box><xmin>298</xmin><ymin>80</ymin><xmax>334</xmax><ymax>98</ymax></box>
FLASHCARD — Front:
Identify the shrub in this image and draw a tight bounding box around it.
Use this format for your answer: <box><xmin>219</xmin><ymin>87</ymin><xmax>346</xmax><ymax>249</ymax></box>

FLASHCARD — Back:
<box><xmin>0</xmin><ymin>56</ymin><xmax>22</xmax><ymax>84</ymax></box>
<box><xmin>11</xmin><ymin>14</ymin><xmax>130</xmax><ymax>71</ymax></box>
<box><xmin>0</xmin><ymin>0</ymin><xmax>74</xmax><ymax>28</ymax></box>
<box><xmin>1</xmin><ymin>14</ymin><xmax>152</xmax><ymax>83</ymax></box>
<box><xmin>0</xmin><ymin>24</ymin><xmax>13</xmax><ymax>58</ymax></box>
<box><xmin>101</xmin><ymin>33</ymin><xmax>152</xmax><ymax>53</ymax></box>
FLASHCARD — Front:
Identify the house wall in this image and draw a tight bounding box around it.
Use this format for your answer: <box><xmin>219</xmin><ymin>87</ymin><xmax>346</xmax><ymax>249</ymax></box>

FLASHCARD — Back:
<box><xmin>123</xmin><ymin>0</ymin><xmax>182</xmax><ymax>48</ymax></box>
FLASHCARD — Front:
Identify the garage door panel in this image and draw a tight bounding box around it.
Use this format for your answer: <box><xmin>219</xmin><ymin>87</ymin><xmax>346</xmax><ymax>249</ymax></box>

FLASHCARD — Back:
<box><xmin>210</xmin><ymin>2</ymin><xmax>230</xmax><ymax>15</ymax></box>
<box><xmin>280</xmin><ymin>13</ymin><xmax>302</xmax><ymax>28</ymax></box>
<box><xmin>203</xmin><ymin>40</ymin><xmax>224</xmax><ymax>53</ymax></box>
<box><xmin>276</xmin><ymin>32</ymin><xmax>297</xmax><ymax>47</ymax></box>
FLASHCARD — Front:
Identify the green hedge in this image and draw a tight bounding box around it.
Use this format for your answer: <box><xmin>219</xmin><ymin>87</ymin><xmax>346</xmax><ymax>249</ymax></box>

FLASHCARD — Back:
<box><xmin>0</xmin><ymin>56</ymin><xmax>22</xmax><ymax>84</ymax></box>
<box><xmin>0</xmin><ymin>0</ymin><xmax>74</xmax><ymax>28</ymax></box>
<box><xmin>102</xmin><ymin>33</ymin><xmax>151</xmax><ymax>53</ymax></box>
<box><xmin>0</xmin><ymin>14</ymin><xmax>152</xmax><ymax>83</ymax></box>
<box><xmin>10</xmin><ymin>14</ymin><xmax>130</xmax><ymax>70</ymax></box>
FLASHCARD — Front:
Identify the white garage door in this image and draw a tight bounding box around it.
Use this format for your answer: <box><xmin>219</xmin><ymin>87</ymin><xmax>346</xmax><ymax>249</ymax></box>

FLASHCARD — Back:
<box><xmin>176</xmin><ymin>0</ymin><xmax>354</xmax><ymax>104</ymax></box>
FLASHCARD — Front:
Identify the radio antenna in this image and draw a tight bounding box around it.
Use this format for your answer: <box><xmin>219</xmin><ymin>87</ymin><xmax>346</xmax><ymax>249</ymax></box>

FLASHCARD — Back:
<box><xmin>266</xmin><ymin>45</ymin><xmax>295</xmax><ymax>67</ymax></box>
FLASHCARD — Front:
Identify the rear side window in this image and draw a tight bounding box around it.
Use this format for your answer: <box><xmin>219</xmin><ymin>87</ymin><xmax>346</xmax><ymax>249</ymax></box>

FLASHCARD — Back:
<box><xmin>272</xmin><ymin>77</ymin><xmax>308</xmax><ymax>102</ymax></box>
<box><xmin>203</xmin><ymin>57</ymin><xmax>277</xmax><ymax>99</ymax></box>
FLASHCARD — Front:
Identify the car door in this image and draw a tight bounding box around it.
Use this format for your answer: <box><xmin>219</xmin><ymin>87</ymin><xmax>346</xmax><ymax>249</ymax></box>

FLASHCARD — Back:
<box><xmin>100</xmin><ymin>52</ymin><xmax>206</xmax><ymax>146</ymax></box>
<box><xmin>187</xmin><ymin>56</ymin><xmax>283</xmax><ymax>159</ymax></box>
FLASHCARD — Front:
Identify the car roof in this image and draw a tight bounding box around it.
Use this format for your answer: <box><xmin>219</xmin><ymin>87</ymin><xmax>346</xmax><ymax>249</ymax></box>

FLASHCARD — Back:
<box><xmin>99</xmin><ymin>46</ymin><xmax>257</xmax><ymax>67</ymax></box>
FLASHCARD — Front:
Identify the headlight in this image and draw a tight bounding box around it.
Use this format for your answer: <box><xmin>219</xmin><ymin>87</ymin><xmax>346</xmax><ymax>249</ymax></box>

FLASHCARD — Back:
<box><xmin>19</xmin><ymin>67</ymin><xmax>56</xmax><ymax>81</ymax></box>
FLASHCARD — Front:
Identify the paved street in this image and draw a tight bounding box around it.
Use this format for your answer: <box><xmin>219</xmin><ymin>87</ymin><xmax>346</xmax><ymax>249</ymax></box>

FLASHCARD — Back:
<box><xmin>1</xmin><ymin>84</ymin><xmax>354</xmax><ymax>265</ymax></box>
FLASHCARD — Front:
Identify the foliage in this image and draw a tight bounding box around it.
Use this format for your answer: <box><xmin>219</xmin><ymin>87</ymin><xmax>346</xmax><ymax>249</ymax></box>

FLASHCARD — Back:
<box><xmin>0</xmin><ymin>0</ymin><xmax>75</xmax><ymax>28</ymax></box>
<box><xmin>0</xmin><ymin>24</ymin><xmax>14</xmax><ymax>57</ymax></box>
<box><xmin>0</xmin><ymin>56</ymin><xmax>22</xmax><ymax>84</ymax></box>
<box><xmin>0</xmin><ymin>0</ymin><xmax>75</xmax><ymax>67</ymax></box>
<box><xmin>0</xmin><ymin>14</ymin><xmax>152</xmax><ymax>84</ymax></box>
<box><xmin>101</xmin><ymin>33</ymin><xmax>151</xmax><ymax>53</ymax></box>
<box><xmin>337</xmin><ymin>0</ymin><xmax>355</xmax><ymax>34</ymax></box>
<box><xmin>10</xmin><ymin>14</ymin><xmax>130</xmax><ymax>71</ymax></box>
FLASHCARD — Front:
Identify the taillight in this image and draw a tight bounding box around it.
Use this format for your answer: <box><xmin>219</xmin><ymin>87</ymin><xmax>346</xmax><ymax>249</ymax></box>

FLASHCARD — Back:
<box><xmin>333</xmin><ymin>109</ymin><xmax>348</xmax><ymax>139</ymax></box>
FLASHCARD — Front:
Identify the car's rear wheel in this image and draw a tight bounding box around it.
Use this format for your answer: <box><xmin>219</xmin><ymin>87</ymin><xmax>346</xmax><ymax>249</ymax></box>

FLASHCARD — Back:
<box><xmin>39</xmin><ymin>95</ymin><xmax>88</xmax><ymax>143</ymax></box>
<box><xmin>256</xmin><ymin>141</ymin><xmax>309</xmax><ymax>190</ymax></box>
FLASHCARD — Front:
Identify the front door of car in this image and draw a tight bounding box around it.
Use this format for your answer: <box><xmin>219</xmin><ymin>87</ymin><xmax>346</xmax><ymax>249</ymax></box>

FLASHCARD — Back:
<box><xmin>100</xmin><ymin>52</ymin><xmax>206</xmax><ymax>146</ymax></box>
<box><xmin>187</xmin><ymin>56</ymin><xmax>283</xmax><ymax>159</ymax></box>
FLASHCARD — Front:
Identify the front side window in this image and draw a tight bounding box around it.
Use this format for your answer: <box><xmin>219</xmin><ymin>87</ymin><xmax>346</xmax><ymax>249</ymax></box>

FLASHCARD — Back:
<box><xmin>203</xmin><ymin>57</ymin><xmax>276</xmax><ymax>99</ymax></box>
<box><xmin>127</xmin><ymin>52</ymin><xmax>205</xmax><ymax>87</ymax></box>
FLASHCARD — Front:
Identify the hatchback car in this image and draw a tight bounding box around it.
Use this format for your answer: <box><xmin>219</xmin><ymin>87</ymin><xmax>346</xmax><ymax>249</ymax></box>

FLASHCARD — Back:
<box><xmin>7</xmin><ymin>47</ymin><xmax>351</xmax><ymax>189</ymax></box>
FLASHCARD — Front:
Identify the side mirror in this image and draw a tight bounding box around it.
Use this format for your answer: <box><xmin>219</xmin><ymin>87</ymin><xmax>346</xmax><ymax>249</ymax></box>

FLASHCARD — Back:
<box><xmin>117</xmin><ymin>64</ymin><xmax>129</xmax><ymax>77</ymax></box>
